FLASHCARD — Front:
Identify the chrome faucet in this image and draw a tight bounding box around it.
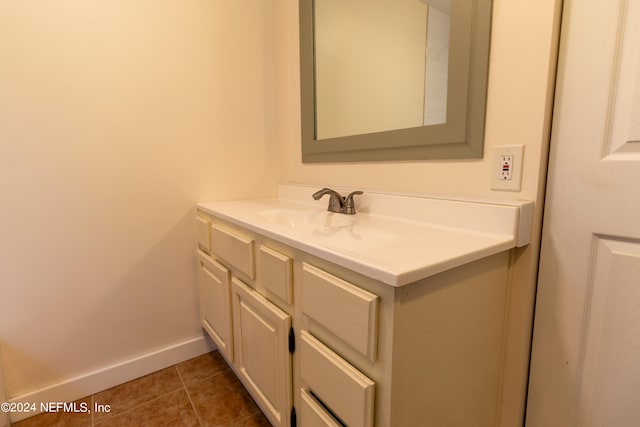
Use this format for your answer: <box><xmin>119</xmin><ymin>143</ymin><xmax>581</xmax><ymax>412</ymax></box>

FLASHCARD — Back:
<box><xmin>312</xmin><ymin>188</ymin><xmax>363</xmax><ymax>215</ymax></box>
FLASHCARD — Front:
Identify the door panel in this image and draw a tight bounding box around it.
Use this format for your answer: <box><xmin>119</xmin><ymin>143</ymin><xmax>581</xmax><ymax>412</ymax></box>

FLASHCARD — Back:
<box><xmin>527</xmin><ymin>0</ymin><xmax>640</xmax><ymax>425</ymax></box>
<box><xmin>604</xmin><ymin>0</ymin><xmax>640</xmax><ymax>158</ymax></box>
<box><xmin>578</xmin><ymin>238</ymin><xmax>640</xmax><ymax>425</ymax></box>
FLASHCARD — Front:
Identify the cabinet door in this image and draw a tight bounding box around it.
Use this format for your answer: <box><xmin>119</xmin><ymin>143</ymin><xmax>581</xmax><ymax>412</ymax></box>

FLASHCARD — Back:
<box><xmin>197</xmin><ymin>250</ymin><xmax>233</xmax><ymax>361</ymax></box>
<box><xmin>231</xmin><ymin>278</ymin><xmax>292</xmax><ymax>427</ymax></box>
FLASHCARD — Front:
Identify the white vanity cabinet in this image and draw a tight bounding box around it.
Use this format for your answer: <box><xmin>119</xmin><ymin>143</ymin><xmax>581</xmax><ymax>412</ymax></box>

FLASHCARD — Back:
<box><xmin>196</xmin><ymin>211</ymin><xmax>294</xmax><ymax>427</ymax></box>
<box><xmin>196</xmin><ymin>205</ymin><xmax>515</xmax><ymax>427</ymax></box>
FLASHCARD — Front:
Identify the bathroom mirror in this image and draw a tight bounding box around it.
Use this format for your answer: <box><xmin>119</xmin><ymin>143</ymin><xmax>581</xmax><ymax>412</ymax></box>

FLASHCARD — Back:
<box><xmin>300</xmin><ymin>0</ymin><xmax>492</xmax><ymax>162</ymax></box>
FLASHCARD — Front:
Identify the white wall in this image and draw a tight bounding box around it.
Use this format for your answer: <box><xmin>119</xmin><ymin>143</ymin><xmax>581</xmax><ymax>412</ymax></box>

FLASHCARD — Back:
<box><xmin>280</xmin><ymin>0</ymin><xmax>562</xmax><ymax>424</ymax></box>
<box><xmin>0</xmin><ymin>0</ymin><xmax>284</xmax><ymax>406</ymax></box>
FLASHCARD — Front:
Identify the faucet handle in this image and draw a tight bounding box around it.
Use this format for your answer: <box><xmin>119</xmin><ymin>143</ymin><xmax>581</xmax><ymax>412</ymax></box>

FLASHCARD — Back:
<box><xmin>343</xmin><ymin>191</ymin><xmax>363</xmax><ymax>214</ymax></box>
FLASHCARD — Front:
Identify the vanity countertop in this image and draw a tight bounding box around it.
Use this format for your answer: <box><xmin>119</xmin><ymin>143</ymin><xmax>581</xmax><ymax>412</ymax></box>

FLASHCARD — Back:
<box><xmin>197</xmin><ymin>184</ymin><xmax>533</xmax><ymax>287</ymax></box>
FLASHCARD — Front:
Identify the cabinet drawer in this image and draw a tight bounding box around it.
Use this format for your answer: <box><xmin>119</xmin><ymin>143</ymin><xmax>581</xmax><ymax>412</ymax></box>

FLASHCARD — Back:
<box><xmin>300</xmin><ymin>331</ymin><xmax>375</xmax><ymax>427</ymax></box>
<box><xmin>197</xmin><ymin>250</ymin><xmax>233</xmax><ymax>361</ymax></box>
<box><xmin>302</xmin><ymin>263</ymin><xmax>379</xmax><ymax>361</ymax></box>
<box><xmin>259</xmin><ymin>245</ymin><xmax>293</xmax><ymax>304</ymax></box>
<box><xmin>211</xmin><ymin>224</ymin><xmax>255</xmax><ymax>279</ymax></box>
<box><xmin>195</xmin><ymin>215</ymin><xmax>211</xmax><ymax>252</ymax></box>
<box><xmin>300</xmin><ymin>388</ymin><xmax>343</xmax><ymax>427</ymax></box>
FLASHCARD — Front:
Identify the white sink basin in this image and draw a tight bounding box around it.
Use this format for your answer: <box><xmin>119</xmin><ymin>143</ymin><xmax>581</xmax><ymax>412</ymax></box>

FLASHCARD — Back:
<box><xmin>257</xmin><ymin>208</ymin><xmax>354</xmax><ymax>230</ymax></box>
<box><xmin>256</xmin><ymin>207</ymin><xmax>399</xmax><ymax>245</ymax></box>
<box><xmin>198</xmin><ymin>184</ymin><xmax>534</xmax><ymax>286</ymax></box>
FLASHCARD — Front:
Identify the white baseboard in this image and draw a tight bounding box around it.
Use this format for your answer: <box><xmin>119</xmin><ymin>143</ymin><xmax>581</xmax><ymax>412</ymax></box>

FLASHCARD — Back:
<box><xmin>9</xmin><ymin>334</ymin><xmax>216</xmax><ymax>423</ymax></box>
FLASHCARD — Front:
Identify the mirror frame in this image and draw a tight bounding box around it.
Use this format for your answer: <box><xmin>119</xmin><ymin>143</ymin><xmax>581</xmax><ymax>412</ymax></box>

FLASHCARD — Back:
<box><xmin>300</xmin><ymin>0</ymin><xmax>492</xmax><ymax>163</ymax></box>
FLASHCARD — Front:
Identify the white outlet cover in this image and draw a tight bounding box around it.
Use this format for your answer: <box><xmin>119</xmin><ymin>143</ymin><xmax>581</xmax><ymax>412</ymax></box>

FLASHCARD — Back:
<box><xmin>491</xmin><ymin>145</ymin><xmax>524</xmax><ymax>191</ymax></box>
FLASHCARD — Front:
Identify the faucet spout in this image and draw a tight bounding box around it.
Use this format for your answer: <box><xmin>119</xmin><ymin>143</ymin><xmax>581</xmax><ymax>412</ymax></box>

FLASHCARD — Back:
<box><xmin>312</xmin><ymin>188</ymin><xmax>344</xmax><ymax>213</ymax></box>
<box><xmin>312</xmin><ymin>188</ymin><xmax>342</xmax><ymax>201</ymax></box>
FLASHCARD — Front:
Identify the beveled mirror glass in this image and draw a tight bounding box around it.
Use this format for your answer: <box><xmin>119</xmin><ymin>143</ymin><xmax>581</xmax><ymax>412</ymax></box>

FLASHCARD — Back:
<box><xmin>300</xmin><ymin>0</ymin><xmax>492</xmax><ymax>162</ymax></box>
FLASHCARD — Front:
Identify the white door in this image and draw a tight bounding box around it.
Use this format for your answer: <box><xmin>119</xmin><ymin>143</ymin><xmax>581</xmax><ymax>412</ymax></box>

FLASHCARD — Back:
<box><xmin>527</xmin><ymin>0</ymin><xmax>640</xmax><ymax>425</ymax></box>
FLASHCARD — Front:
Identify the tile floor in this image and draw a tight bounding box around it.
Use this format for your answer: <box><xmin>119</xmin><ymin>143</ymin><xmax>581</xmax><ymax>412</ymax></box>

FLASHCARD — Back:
<box><xmin>13</xmin><ymin>351</ymin><xmax>271</xmax><ymax>427</ymax></box>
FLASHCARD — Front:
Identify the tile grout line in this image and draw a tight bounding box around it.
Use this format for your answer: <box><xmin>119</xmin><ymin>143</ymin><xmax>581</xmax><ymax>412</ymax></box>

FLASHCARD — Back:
<box><xmin>175</xmin><ymin>366</ymin><xmax>204</xmax><ymax>427</ymax></box>
<box><xmin>92</xmin><ymin>368</ymin><xmax>189</xmax><ymax>426</ymax></box>
<box><xmin>238</xmin><ymin>408</ymin><xmax>266</xmax><ymax>426</ymax></box>
<box><xmin>94</xmin><ymin>387</ymin><xmax>187</xmax><ymax>425</ymax></box>
<box><xmin>227</xmin><ymin>370</ymin><xmax>268</xmax><ymax>425</ymax></box>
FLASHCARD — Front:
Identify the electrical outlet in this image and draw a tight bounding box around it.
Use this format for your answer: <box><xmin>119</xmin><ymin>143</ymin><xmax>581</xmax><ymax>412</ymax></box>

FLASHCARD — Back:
<box><xmin>499</xmin><ymin>155</ymin><xmax>513</xmax><ymax>180</ymax></box>
<box><xmin>491</xmin><ymin>145</ymin><xmax>524</xmax><ymax>191</ymax></box>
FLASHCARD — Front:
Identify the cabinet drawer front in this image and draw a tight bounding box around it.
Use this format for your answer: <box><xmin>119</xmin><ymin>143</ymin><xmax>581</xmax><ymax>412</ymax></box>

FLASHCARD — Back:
<box><xmin>300</xmin><ymin>388</ymin><xmax>343</xmax><ymax>427</ymax></box>
<box><xmin>232</xmin><ymin>278</ymin><xmax>292</xmax><ymax>427</ymax></box>
<box><xmin>300</xmin><ymin>331</ymin><xmax>375</xmax><ymax>427</ymax></box>
<box><xmin>259</xmin><ymin>245</ymin><xmax>293</xmax><ymax>304</ymax></box>
<box><xmin>197</xmin><ymin>250</ymin><xmax>233</xmax><ymax>361</ymax></box>
<box><xmin>196</xmin><ymin>216</ymin><xmax>211</xmax><ymax>252</ymax></box>
<box><xmin>302</xmin><ymin>263</ymin><xmax>379</xmax><ymax>361</ymax></box>
<box><xmin>211</xmin><ymin>224</ymin><xmax>255</xmax><ymax>279</ymax></box>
